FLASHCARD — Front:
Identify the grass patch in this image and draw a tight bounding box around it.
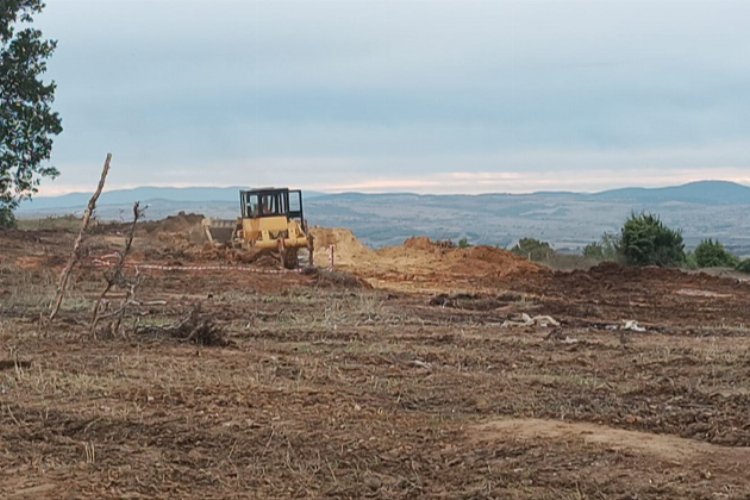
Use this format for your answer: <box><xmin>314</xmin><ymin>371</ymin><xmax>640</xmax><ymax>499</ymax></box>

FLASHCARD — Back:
<box><xmin>16</xmin><ymin>215</ymin><xmax>83</xmax><ymax>232</ymax></box>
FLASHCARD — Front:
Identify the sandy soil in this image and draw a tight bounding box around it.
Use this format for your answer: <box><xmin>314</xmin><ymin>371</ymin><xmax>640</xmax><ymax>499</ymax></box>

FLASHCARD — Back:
<box><xmin>1</xmin><ymin>221</ymin><xmax>750</xmax><ymax>498</ymax></box>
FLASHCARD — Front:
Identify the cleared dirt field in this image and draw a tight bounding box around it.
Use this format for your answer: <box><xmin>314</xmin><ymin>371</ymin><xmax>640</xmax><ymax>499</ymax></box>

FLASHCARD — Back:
<box><xmin>2</xmin><ymin>221</ymin><xmax>750</xmax><ymax>498</ymax></box>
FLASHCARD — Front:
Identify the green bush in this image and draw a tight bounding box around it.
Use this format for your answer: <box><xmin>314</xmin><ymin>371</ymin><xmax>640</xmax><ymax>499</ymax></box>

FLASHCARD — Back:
<box><xmin>511</xmin><ymin>238</ymin><xmax>555</xmax><ymax>262</ymax></box>
<box><xmin>619</xmin><ymin>212</ymin><xmax>685</xmax><ymax>267</ymax></box>
<box><xmin>583</xmin><ymin>232</ymin><xmax>620</xmax><ymax>261</ymax></box>
<box><xmin>683</xmin><ymin>251</ymin><xmax>699</xmax><ymax>270</ymax></box>
<box><xmin>736</xmin><ymin>259</ymin><xmax>750</xmax><ymax>274</ymax></box>
<box><xmin>457</xmin><ymin>238</ymin><xmax>471</xmax><ymax>249</ymax></box>
<box><xmin>582</xmin><ymin>242</ymin><xmax>604</xmax><ymax>259</ymax></box>
<box><xmin>694</xmin><ymin>239</ymin><xmax>738</xmax><ymax>268</ymax></box>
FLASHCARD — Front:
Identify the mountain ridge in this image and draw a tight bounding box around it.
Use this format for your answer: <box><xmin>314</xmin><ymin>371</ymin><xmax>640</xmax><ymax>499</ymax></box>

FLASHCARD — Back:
<box><xmin>14</xmin><ymin>180</ymin><xmax>750</xmax><ymax>255</ymax></box>
<box><xmin>20</xmin><ymin>180</ymin><xmax>750</xmax><ymax>209</ymax></box>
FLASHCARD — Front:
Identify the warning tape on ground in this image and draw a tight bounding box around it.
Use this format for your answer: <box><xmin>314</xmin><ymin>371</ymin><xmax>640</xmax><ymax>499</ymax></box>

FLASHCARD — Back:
<box><xmin>89</xmin><ymin>254</ymin><xmax>303</xmax><ymax>274</ymax></box>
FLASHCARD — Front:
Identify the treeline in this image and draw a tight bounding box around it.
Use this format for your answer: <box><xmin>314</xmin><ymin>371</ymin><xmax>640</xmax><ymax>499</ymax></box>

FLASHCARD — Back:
<box><xmin>508</xmin><ymin>212</ymin><xmax>750</xmax><ymax>273</ymax></box>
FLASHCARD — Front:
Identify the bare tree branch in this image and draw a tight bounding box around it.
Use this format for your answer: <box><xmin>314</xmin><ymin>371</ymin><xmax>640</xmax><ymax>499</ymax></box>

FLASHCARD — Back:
<box><xmin>91</xmin><ymin>201</ymin><xmax>143</xmax><ymax>337</ymax></box>
<box><xmin>47</xmin><ymin>153</ymin><xmax>112</xmax><ymax>324</ymax></box>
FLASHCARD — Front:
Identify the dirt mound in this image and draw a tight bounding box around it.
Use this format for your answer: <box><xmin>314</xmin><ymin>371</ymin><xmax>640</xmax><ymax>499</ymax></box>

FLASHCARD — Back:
<box><xmin>447</xmin><ymin>245</ymin><xmax>541</xmax><ymax>275</ymax></box>
<box><xmin>311</xmin><ymin>227</ymin><xmax>374</xmax><ymax>266</ymax></box>
<box><xmin>380</xmin><ymin>238</ymin><xmax>541</xmax><ymax>277</ymax></box>
<box><xmin>141</xmin><ymin>212</ymin><xmax>206</xmax><ymax>234</ymax></box>
<box><xmin>308</xmin><ymin>232</ymin><xmax>543</xmax><ymax>291</ymax></box>
<box><xmin>403</xmin><ymin>236</ymin><xmax>455</xmax><ymax>251</ymax></box>
<box><xmin>561</xmin><ymin>261</ymin><xmax>750</xmax><ymax>292</ymax></box>
<box><xmin>132</xmin><ymin>213</ymin><xmax>211</xmax><ymax>260</ymax></box>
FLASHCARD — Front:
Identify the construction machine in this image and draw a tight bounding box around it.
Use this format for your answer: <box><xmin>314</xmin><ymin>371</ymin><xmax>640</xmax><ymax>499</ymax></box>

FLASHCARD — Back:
<box><xmin>202</xmin><ymin>188</ymin><xmax>314</xmax><ymax>269</ymax></box>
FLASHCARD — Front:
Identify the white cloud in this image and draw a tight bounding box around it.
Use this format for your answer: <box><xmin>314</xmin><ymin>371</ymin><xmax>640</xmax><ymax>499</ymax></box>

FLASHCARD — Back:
<box><xmin>31</xmin><ymin>0</ymin><xmax>750</xmax><ymax>195</ymax></box>
<box><xmin>39</xmin><ymin>142</ymin><xmax>750</xmax><ymax>195</ymax></box>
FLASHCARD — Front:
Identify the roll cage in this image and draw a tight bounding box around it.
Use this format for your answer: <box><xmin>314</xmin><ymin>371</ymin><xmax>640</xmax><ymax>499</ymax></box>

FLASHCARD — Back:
<box><xmin>239</xmin><ymin>188</ymin><xmax>305</xmax><ymax>225</ymax></box>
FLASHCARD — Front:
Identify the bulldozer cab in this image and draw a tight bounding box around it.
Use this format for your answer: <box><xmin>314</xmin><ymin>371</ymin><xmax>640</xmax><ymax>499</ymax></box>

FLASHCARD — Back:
<box><xmin>240</xmin><ymin>188</ymin><xmax>305</xmax><ymax>227</ymax></box>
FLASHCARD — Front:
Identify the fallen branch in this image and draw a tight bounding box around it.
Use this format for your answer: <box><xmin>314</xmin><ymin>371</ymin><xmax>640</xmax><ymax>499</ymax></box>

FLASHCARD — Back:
<box><xmin>48</xmin><ymin>153</ymin><xmax>112</xmax><ymax>323</ymax></box>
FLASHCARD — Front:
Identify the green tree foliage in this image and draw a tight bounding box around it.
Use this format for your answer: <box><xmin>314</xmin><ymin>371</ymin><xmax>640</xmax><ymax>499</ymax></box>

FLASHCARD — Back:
<box><xmin>683</xmin><ymin>251</ymin><xmax>699</xmax><ymax>270</ymax></box>
<box><xmin>1</xmin><ymin>1</ymin><xmax>62</xmax><ymax>227</ymax></box>
<box><xmin>457</xmin><ymin>237</ymin><xmax>471</xmax><ymax>249</ymax></box>
<box><xmin>583</xmin><ymin>232</ymin><xmax>620</xmax><ymax>261</ymax></box>
<box><xmin>619</xmin><ymin>213</ymin><xmax>685</xmax><ymax>267</ymax></box>
<box><xmin>736</xmin><ymin>259</ymin><xmax>750</xmax><ymax>274</ymax></box>
<box><xmin>511</xmin><ymin>238</ymin><xmax>554</xmax><ymax>262</ymax></box>
<box><xmin>693</xmin><ymin>239</ymin><xmax>738</xmax><ymax>268</ymax></box>
<box><xmin>582</xmin><ymin>242</ymin><xmax>604</xmax><ymax>259</ymax></box>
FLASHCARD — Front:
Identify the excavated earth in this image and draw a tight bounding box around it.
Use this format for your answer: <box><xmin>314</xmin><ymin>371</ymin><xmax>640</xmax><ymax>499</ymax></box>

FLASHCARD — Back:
<box><xmin>1</xmin><ymin>221</ymin><xmax>750</xmax><ymax>498</ymax></box>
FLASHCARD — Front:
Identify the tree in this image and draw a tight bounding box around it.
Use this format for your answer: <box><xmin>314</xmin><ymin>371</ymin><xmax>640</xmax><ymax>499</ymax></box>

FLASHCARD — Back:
<box><xmin>693</xmin><ymin>239</ymin><xmax>738</xmax><ymax>268</ymax></box>
<box><xmin>619</xmin><ymin>212</ymin><xmax>685</xmax><ymax>267</ymax></box>
<box><xmin>511</xmin><ymin>238</ymin><xmax>555</xmax><ymax>262</ymax></box>
<box><xmin>457</xmin><ymin>237</ymin><xmax>471</xmax><ymax>249</ymax></box>
<box><xmin>1</xmin><ymin>1</ymin><xmax>62</xmax><ymax>227</ymax></box>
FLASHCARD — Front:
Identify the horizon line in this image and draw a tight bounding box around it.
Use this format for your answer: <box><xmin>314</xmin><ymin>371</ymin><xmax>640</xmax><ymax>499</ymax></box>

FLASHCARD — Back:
<box><xmin>27</xmin><ymin>178</ymin><xmax>750</xmax><ymax>200</ymax></box>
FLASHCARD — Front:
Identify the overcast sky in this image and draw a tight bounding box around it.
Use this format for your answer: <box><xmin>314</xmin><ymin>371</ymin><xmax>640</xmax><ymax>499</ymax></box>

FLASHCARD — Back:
<box><xmin>34</xmin><ymin>0</ymin><xmax>750</xmax><ymax>194</ymax></box>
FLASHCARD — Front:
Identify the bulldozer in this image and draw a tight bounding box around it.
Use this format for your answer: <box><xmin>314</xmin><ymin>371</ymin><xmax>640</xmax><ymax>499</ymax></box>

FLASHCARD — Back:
<box><xmin>201</xmin><ymin>188</ymin><xmax>314</xmax><ymax>269</ymax></box>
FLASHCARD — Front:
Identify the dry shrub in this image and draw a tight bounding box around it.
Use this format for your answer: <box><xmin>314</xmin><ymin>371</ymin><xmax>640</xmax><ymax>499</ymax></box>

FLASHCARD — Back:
<box><xmin>138</xmin><ymin>304</ymin><xmax>233</xmax><ymax>347</ymax></box>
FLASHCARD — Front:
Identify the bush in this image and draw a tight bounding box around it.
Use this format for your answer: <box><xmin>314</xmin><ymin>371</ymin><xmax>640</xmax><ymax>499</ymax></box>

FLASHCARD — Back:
<box><xmin>511</xmin><ymin>238</ymin><xmax>555</xmax><ymax>262</ymax></box>
<box><xmin>736</xmin><ymin>259</ymin><xmax>750</xmax><ymax>274</ymax></box>
<box><xmin>583</xmin><ymin>232</ymin><xmax>620</xmax><ymax>261</ymax></box>
<box><xmin>619</xmin><ymin>213</ymin><xmax>685</xmax><ymax>267</ymax></box>
<box><xmin>457</xmin><ymin>238</ymin><xmax>471</xmax><ymax>249</ymax></box>
<box><xmin>694</xmin><ymin>239</ymin><xmax>738</xmax><ymax>268</ymax></box>
<box><xmin>582</xmin><ymin>242</ymin><xmax>603</xmax><ymax>259</ymax></box>
<box><xmin>684</xmin><ymin>251</ymin><xmax>699</xmax><ymax>270</ymax></box>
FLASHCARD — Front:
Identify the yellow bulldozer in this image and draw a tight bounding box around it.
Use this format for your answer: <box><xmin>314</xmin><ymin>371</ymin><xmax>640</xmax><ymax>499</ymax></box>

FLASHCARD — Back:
<box><xmin>202</xmin><ymin>188</ymin><xmax>314</xmax><ymax>269</ymax></box>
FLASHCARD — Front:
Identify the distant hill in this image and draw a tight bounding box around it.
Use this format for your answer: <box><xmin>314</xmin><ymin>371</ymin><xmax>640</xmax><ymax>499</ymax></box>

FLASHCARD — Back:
<box><xmin>14</xmin><ymin>180</ymin><xmax>750</xmax><ymax>255</ymax></box>
<box><xmin>19</xmin><ymin>186</ymin><xmax>327</xmax><ymax>210</ymax></box>
<box><xmin>591</xmin><ymin>180</ymin><xmax>750</xmax><ymax>204</ymax></box>
<box><xmin>20</xmin><ymin>180</ymin><xmax>749</xmax><ymax>210</ymax></box>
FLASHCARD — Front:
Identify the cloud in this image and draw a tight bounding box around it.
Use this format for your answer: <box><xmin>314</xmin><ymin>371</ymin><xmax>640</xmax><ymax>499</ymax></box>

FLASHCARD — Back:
<box><xmin>310</xmin><ymin>168</ymin><xmax>750</xmax><ymax>194</ymax></box>
<box><xmin>39</xmin><ymin>142</ymin><xmax>750</xmax><ymax>195</ymax></box>
<box><xmin>31</xmin><ymin>0</ymin><xmax>750</xmax><ymax>195</ymax></box>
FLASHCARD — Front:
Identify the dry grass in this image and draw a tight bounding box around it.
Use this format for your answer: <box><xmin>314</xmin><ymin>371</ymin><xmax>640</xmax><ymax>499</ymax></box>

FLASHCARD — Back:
<box><xmin>3</xmin><ymin>228</ymin><xmax>750</xmax><ymax>497</ymax></box>
<box><xmin>15</xmin><ymin>215</ymin><xmax>84</xmax><ymax>232</ymax></box>
<box><xmin>0</xmin><ymin>264</ymin><xmax>92</xmax><ymax>318</ymax></box>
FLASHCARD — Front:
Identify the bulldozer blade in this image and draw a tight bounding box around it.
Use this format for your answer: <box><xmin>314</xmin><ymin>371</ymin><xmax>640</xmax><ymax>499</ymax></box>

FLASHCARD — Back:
<box><xmin>201</xmin><ymin>218</ymin><xmax>237</xmax><ymax>246</ymax></box>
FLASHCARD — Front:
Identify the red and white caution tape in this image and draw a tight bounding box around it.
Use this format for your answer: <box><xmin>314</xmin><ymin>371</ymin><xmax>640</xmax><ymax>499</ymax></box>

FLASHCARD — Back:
<box><xmin>89</xmin><ymin>255</ymin><xmax>303</xmax><ymax>274</ymax></box>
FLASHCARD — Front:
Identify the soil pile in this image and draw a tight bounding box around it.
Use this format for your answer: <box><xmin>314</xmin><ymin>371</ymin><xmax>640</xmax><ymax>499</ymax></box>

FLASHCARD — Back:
<box><xmin>446</xmin><ymin>245</ymin><xmax>541</xmax><ymax>276</ymax></box>
<box><xmin>136</xmin><ymin>213</ymin><xmax>213</xmax><ymax>260</ymax></box>
<box><xmin>379</xmin><ymin>237</ymin><xmax>541</xmax><ymax>278</ymax></box>
<box><xmin>141</xmin><ymin>212</ymin><xmax>206</xmax><ymax>234</ymax></box>
<box><xmin>311</xmin><ymin>231</ymin><xmax>542</xmax><ymax>291</ymax></box>
<box><xmin>403</xmin><ymin>236</ymin><xmax>455</xmax><ymax>251</ymax></box>
<box><xmin>556</xmin><ymin>261</ymin><xmax>750</xmax><ymax>294</ymax></box>
<box><xmin>311</xmin><ymin>227</ymin><xmax>375</xmax><ymax>266</ymax></box>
